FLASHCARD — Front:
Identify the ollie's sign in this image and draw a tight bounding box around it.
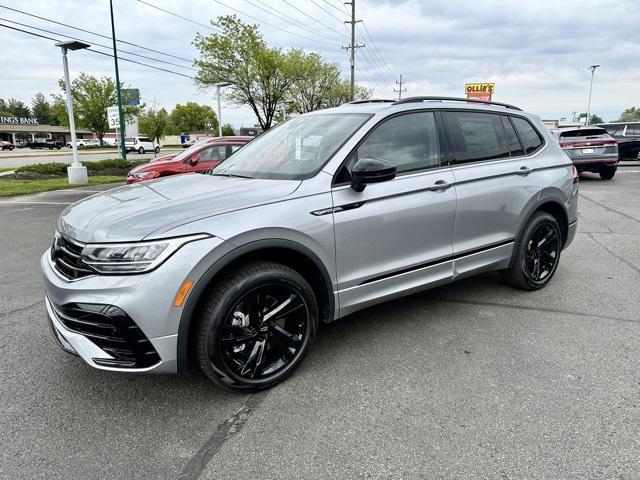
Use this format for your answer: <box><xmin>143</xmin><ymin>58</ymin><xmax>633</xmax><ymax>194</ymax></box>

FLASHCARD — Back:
<box><xmin>0</xmin><ymin>116</ymin><xmax>39</xmax><ymax>125</ymax></box>
<box><xmin>465</xmin><ymin>83</ymin><xmax>495</xmax><ymax>102</ymax></box>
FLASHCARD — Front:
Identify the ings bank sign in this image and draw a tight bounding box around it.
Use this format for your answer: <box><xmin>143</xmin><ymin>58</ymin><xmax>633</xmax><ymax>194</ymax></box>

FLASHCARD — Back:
<box><xmin>0</xmin><ymin>116</ymin><xmax>39</xmax><ymax>125</ymax></box>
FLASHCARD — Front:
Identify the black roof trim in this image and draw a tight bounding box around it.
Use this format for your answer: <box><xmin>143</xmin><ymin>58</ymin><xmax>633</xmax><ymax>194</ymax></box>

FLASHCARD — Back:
<box><xmin>392</xmin><ymin>96</ymin><xmax>522</xmax><ymax>111</ymax></box>
<box><xmin>347</xmin><ymin>99</ymin><xmax>396</xmax><ymax>105</ymax></box>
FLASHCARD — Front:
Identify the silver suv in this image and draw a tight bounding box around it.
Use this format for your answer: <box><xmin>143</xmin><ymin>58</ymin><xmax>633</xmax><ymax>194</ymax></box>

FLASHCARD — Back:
<box><xmin>42</xmin><ymin>97</ymin><xmax>578</xmax><ymax>391</ymax></box>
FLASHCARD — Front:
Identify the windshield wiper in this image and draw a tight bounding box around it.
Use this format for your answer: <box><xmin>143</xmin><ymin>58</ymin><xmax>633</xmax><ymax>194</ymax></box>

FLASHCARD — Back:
<box><xmin>209</xmin><ymin>172</ymin><xmax>254</xmax><ymax>179</ymax></box>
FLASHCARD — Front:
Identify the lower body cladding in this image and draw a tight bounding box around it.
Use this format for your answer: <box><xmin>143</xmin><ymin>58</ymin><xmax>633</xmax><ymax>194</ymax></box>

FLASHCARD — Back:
<box><xmin>41</xmin><ymin>236</ymin><xmax>225</xmax><ymax>374</ymax></box>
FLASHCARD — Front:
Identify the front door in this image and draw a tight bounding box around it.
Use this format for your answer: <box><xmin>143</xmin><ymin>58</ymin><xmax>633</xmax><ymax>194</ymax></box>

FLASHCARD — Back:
<box><xmin>331</xmin><ymin>111</ymin><xmax>457</xmax><ymax>315</ymax></box>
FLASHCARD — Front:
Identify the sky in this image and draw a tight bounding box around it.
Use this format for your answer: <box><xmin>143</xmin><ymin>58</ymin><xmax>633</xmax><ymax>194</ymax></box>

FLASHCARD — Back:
<box><xmin>0</xmin><ymin>0</ymin><xmax>639</xmax><ymax>127</ymax></box>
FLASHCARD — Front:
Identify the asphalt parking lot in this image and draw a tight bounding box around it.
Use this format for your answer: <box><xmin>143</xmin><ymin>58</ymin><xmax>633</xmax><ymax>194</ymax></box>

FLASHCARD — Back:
<box><xmin>1</xmin><ymin>167</ymin><xmax>639</xmax><ymax>479</ymax></box>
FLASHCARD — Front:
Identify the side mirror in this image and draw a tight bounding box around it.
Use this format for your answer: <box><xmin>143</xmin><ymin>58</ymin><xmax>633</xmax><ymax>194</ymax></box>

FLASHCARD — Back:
<box><xmin>351</xmin><ymin>157</ymin><xmax>397</xmax><ymax>192</ymax></box>
<box><xmin>190</xmin><ymin>154</ymin><xmax>200</xmax><ymax>165</ymax></box>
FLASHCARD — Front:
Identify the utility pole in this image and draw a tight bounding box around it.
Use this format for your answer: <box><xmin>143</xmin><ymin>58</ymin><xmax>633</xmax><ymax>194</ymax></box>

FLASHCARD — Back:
<box><xmin>394</xmin><ymin>74</ymin><xmax>406</xmax><ymax>100</ymax></box>
<box><xmin>110</xmin><ymin>0</ymin><xmax>126</xmax><ymax>159</ymax></box>
<box><xmin>585</xmin><ymin>64</ymin><xmax>600</xmax><ymax>126</ymax></box>
<box><xmin>342</xmin><ymin>0</ymin><xmax>364</xmax><ymax>101</ymax></box>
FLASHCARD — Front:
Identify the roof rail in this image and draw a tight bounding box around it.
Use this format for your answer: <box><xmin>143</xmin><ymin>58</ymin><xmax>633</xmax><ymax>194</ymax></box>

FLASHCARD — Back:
<box><xmin>347</xmin><ymin>99</ymin><xmax>396</xmax><ymax>105</ymax></box>
<box><xmin>392</xmin><ymin>96</ymin><xmax>522</xmax><ymax>111</ymax></box>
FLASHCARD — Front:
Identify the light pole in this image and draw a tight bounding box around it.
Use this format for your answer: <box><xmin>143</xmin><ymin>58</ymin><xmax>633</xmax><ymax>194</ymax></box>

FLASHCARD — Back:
<box><xmin>110</xmin><ymin>0</ymin><xmax>127</xmax><ymax>160</ymax></box>
<box><xmin>214</xmin><ymin>82</ymin><xmax>232</xmax><ymax>137</ymax></box>
<box><xmin>585</xmin><ymin>64</ymin><xmax>600</xmax><ymax>125</ymax></box>
<box><xmin>56</xmin><ymin>40</ymin><xmax>90</xmax><ymax>185</ymax></box>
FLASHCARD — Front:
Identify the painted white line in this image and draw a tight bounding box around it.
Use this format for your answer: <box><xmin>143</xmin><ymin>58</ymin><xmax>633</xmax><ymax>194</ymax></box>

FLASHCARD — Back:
<box><xmin>46</xmin><ymin>189</ymin><xmax>103</xmax><ymax>194</ymax></box>
<box><xmin>0</xmin><ymin>201</ymin><xmax>72</xmax><ymax>205</ymax></box>
<box><xmin>0</xmin><ymin>207</ymin><xmax>34</xmax><ymax>214</ymax></box>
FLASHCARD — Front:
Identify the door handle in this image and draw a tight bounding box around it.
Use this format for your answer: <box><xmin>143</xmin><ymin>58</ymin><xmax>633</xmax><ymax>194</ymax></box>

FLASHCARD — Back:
<box><xmin>428</xmin><ymin>180</ymin><xmax>453</xmax><ymax>191</ymax></box>
<box><xmin>516</xmin><ymin>166</ymin><xmax>532</xmax><ymax>176</ymax></box>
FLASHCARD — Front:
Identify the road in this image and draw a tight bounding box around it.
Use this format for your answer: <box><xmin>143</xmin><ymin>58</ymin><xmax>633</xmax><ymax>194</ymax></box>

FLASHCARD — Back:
<box><xmin>0</xmin><ymin>148</ymin><xmax>181</xmax><ymax>169</ymax></box>
<box><xmin>1</xmin><ymin>168</ymin><xmax>639</xmax><ymax>479</ymax></box>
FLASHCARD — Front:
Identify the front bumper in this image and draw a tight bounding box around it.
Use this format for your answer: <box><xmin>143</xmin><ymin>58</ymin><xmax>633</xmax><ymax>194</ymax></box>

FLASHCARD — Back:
<box><xmin>41</xmin><ymin>235</ymin><xmax>225</xmax><ymax>373</ymax></box>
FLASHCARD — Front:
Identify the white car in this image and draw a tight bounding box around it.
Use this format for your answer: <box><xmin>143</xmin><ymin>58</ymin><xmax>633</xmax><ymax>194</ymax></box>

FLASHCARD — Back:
<box><xmin>124</xmin><ymin>136</ymin><xmax>160</xmax><ymax>154</ymax></box>
<box><xmin>66</xmin><ymin>139</ymin><xmax>100</xmax><ymax>148</ymax></box>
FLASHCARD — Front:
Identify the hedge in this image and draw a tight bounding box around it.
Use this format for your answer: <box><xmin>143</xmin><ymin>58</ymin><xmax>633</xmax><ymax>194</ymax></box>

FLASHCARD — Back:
<box><xmin>15</xmin><ymin>159</ymin><xmax>142</xmax><ymax>176</ymax></box>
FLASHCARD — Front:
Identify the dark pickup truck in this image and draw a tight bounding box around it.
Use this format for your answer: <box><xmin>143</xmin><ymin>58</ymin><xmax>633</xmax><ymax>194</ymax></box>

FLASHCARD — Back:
<box><xmin>26</xmin><ymin>139</ymin><xmax>65</xmax><ymax>150</ymax></box>
<box><xmin>596</xmin><ymin>122</ymin><xmax>640</xmax><ymax>161</ymax></box>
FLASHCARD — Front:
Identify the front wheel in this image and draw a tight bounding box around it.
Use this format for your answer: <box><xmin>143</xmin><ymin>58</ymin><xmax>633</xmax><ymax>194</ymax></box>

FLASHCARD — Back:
<box><xmin>154</xmin><ymin>146</ymin><xmax>160</xmax><ymax>154</ymax></box>
<box><xmin>138</xmin><ymin>147</ymin><xmax>145</xmax><ymax>154</ymax></box>
<box><xmin>194</xmin><ymin>262</ymin><xmax>318</xmax><ymax>391</ymax></box>
<box><xmin>599</xmin><ymin>167</ymin><xmax>616</xmax><ymax>180</ymax></box>
<box><xmin>501</xmin><ymin>212</ymin><xmax>562</xmax><ymax>290</ymax></box>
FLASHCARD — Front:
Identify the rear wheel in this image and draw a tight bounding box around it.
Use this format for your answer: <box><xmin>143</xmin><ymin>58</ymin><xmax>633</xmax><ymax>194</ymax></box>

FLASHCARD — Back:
<box><xmin>501</xmin><ymin>212</ymin><xmax>562</xmax><ymax>290</ymax></box>
<box><xmin>599</xmin><ymin>167</ymin><xmax>616</xmax><ymax>180</ymax></box>
<box><xmin>138</xmin><ymin>147</ymin><xmax>145</xmax><ymax>154</ymax></box>
<box><xmin>194</xmin><ymin>262</ymin><xmax>318</xmax><ymax>391</ymax></box>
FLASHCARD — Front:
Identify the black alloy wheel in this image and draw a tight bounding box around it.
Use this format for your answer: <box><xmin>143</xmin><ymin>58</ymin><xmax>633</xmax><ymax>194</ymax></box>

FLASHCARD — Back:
<box><xmin>501</xmin><ymin>211</ymin><xmax>562</xmax><ymax>290</ymax></box>
<box><xmin>195</xmin><ymin>262</ymin><xmax>317</xmax><ymax>391</ymax></box>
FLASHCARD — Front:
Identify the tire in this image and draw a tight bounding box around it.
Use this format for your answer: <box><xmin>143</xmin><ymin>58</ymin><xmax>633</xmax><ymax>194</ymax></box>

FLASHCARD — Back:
<box><xmin>501</xmin><ymin>211</ymin><xmax>562</xmax><ymax>290</ymax></box>
<box><xmin>599</xmin><ymin>167</ymin><xmax>616</xmax><ymax>180</ymax></box>
<box><xmin>154</xmin><ymin>146</ymin><xmax>160</xmax><ymax>154</ymax></box>
<box><xmin>194</xmin><ymin>261</ymin><xmax>318</xmax><ymax>391</ymax></box>
<box><xmin>138</xmin><ymin>147</ymin><xmax>145</xmax><ymax>154</ymax></box>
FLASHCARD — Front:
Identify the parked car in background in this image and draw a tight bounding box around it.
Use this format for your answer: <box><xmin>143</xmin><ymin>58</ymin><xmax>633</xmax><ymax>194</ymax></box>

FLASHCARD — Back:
<box><xmin>66</xmin><ymin>139</ymin><xmax>100</xmax><ymax>149</ymax></box>
<box><xmin>596</xmin><ymin>122</ymin><xmax>640</xmax><ymax>161</ymax></box>
<box><xmin>0</xmin><ymin>140</ymin><xmax>15</xmax><ymax>150</ymax></box>
<box><xmin>124</xmin><ymin>136</ymin><xmax>160</xmax><ymax>154</ymax></box>
<box><xmin>43</xmin><ymin>97</ymin><xmax>578</xmax><ymax>391</ymax></box>
<box><xmin>126</xmin><ymin>136</ymin><xmax>252</xmax><ymax>183</ymax></box>
<box><xmin>551</xmin><ymin>126</ymin><xmax>618</xmax><ymax>179</ymax></box>
<box><xmin>26</xmin><ymin>139</ymin><xmax>65</xmax><ymax>149</ymax></box>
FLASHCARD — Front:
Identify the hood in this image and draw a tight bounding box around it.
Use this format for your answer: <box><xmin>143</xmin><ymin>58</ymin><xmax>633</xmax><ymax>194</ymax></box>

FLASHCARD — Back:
<box><xmin>58</xmin><ymin>173</ymin><xmax>301</xmax><ymax>243</ymax></box>
<box><xmin>129</xmin><ymin>156</ymin><xmax>177</xmax><ymax>173</ymax></box>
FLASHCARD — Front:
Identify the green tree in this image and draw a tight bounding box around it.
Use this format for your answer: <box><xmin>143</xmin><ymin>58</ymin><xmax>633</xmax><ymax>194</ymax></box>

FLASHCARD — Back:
<box><xmin>221</xmin><ymin>123</ymin><xmax>235</xmax><ymax>136</ymax></box>
<box><xmin>169</xmin><ymin>102</ymin><xmax>218</xmax><ymax>133</ymax></box>
<box><xmin>0</xmin><ymin>98</ymin><xmax>31</xmax><ymax>117</ymax></box>
<box><xmin>617</xmin><ymin>107</ymin><xmax>640</xmax><ymax>122</ymax></box>
<box><xmin>577</xmin><ymin>112</ymin><xmax>604</xmax><ymax>125</ymax></box>
<box><xmin>31</xmin><ymin>92</ymin><xmax>58</xmax><ymax>125</ymax></box>
<box><xmin>50</xmin><ymin>96</ymin><xmax>71</xmax><ymax>127</ymax></box>
<box><xmin>53</xmin><ymin>74</ymin><xmax>140</xmax><ymax>145</ymax></box>
<box><xmin>139</xmin><ymin>107</ymin><xmax>170</xmax><ymax>143</ymax></box>
<box><xmin>194</xmin><ymin>15</ymin><xmax>302</xmax><ymax>130</ymax></box>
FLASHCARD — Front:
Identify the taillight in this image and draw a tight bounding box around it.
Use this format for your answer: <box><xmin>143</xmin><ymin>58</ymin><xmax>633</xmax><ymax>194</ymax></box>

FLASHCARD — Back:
<box><xmin>572</xmin><ymin>165</ymin><xmax>580</xmax><ymax>184</ymax></box>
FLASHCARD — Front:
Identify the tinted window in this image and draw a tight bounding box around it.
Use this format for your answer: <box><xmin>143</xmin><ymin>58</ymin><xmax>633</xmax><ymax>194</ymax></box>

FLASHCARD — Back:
<box><xmin>356</xmin><ymin>112</ymin><xmax>441</xmax><ymax>174</ymax></box>
<box><xmin>502</xmin><ymin>116</ymin><xmax>524</xmax><ymax>156</ymax></box>
<box><xmin>626</xmin><ymin>124</ymin><xmax>640</xmax><ymax>136</ymax></box>
<box><xmin>512</xmin><ymin>117</ymin><xmax>543</xmax><ymax>154</ymax></box>
<box><xmin>199</xmin><ymin>146</ymin><xmax>221</xmax><ymax>161</ymax></box>
<box><xmin>559</xmin><ymin>128</ymin><xmax>607</xmax><ymax>138</ymax></box>
<box><xmin>139</xmin><ymin>137</ymin><xmax>152</xmax><ymax>143</ymax></box>
<box><xmin>446</xmin><ymin>111</ymin><xmax>509</xmax><ymax>164</ymax></box>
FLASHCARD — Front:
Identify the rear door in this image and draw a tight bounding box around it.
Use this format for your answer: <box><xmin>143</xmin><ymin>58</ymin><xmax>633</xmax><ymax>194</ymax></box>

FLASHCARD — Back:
<box><xmin>443</xmin><ymin>111</ymin><xmax>545</xmax><ymax>274</ymax></box>
<box><xmin>331</xmin><ymin>111</ymin><xmax>457</xmax><ymax>314</ymax></box>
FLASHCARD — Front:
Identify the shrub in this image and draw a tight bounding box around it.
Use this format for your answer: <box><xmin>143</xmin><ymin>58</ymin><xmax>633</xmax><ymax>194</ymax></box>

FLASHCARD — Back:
<box><xmin>15</xmin><ymin>162</ymin><xmax>68</xmax><ymax>176</ymax></box>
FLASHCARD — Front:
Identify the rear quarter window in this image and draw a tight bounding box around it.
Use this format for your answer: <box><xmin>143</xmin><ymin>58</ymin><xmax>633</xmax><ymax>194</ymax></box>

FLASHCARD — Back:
<box><xmin>445</xmin><ymin>111</ymin><xmax>510</xmax><ymax>164</ymax></box>
<box><xmin>511</xmin><ymin>117</ymin><xmax>544</xmax><ymax>154</ymax></box>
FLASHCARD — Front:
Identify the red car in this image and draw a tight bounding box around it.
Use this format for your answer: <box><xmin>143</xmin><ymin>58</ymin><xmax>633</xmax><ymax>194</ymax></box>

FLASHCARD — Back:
<box><xmin>126</xmin><ymin>136</ymin><xmax>252</xmax><ymax>184</ymax></box>
<box><xmin>1</xmin><ymin>140</ymin><xmax>15</xmax><ymax>150</ymax></box>
<box><xmin>552</xmin><ymin>126</ymin><xmax>619</xmax><ymax>180</ymax></box>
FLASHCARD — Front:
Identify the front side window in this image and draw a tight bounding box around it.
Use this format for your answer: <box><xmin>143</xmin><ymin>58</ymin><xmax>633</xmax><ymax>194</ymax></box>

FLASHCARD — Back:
<box><xmin>445</xmin><ymin>111</ymin><xmax>509</xmax><ymax>164</ymax></box>
<box><xmin>211</xmin><ymin>113</ymin><xmax>371</xmax><ymax>180</ymax></box>
<box><xmin>511</xmin><ymin>117</ymin><xmax>544</xmax><ymax>154</ymax></box>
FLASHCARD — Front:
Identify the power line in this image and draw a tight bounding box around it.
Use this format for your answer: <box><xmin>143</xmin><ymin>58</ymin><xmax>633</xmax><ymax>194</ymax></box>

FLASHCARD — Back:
<box><xmin>243</xmin><ymin>0</ymin><xmax>344</xmax><ymax>43</ymax></box>
<box><xmin>211</xmin><ymin>0</ymin><xmax>340</xmax><ymax>46</ymax></box>
<box><xmin>0</xmin><ymin>22</ymin><xmax>196</xmax><ymax>79</ymax></box>
<box><xmin>138</xmin><ymin>0</ymin><xmax>219</xmax><ymax>32</ymax></box>
<box><xmin>359</xmin><ymin>20</ymin><xmax>394</xmax><ymax>77</ymax></box>
<box><xmin>0</xmin><ymin>4</ymin><xmax>193</xmax><ymax>63</ymax></box>
<box><xmin>308</xmin><ymin>0</ymin><xmax>346</xmax><ymax>23</ymax></box>
<box><xmin>0</xmin><ymin>16</ymin><xmax>197</xmax><ymax>71</ymax></box>
<box><xmin>279</xmin><ymin>0</ymin><xmax>347</xmax><ymax>38</ymax></box>
<box><xmin>320</xmin><ymin>0</ymin><xmax>346</xmax><ymax>15</ymax></box>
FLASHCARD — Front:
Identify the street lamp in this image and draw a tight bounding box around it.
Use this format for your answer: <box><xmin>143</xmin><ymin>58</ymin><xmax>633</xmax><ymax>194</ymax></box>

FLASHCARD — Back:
<box><xmin>585</xmin><ymin>64</ymin><xmax>600</xmax><ymax>126</ymax></box>
<box><xmin>214</xmin><ymin>82</ymin><xmax>232</xmax><ymax>137</ymax></box>
<box><xmin>56</xmin><ymin>40</ymin><xmax>90</xmax><ymax>185</ymax></box>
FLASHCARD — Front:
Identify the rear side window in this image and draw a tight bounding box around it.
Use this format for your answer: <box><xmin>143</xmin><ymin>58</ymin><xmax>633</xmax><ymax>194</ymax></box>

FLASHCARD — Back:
<box><xmin>511</xmin><ymin>117</ymin><xmax>544</xmax><ymax>154</ymax></box>
<box><xmin>501</xmin><ymin>116</ymin><xmax>524</xmax><ymax>156</ymax></box>
<box><xmin>445</xmin><ymin>111</ymin><xmax>509</xmax><ymax>164</ymax></box>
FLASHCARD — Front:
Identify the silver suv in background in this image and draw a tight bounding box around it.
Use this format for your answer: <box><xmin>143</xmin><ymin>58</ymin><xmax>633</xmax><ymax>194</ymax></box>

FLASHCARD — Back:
<box><xmin>42</xmin><ymin>97</ymin><xmax>578</xmax><ymax>391</ymax></box>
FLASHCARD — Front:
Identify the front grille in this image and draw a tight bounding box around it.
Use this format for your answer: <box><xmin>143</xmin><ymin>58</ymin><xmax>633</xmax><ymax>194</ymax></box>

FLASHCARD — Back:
<box><xmin>51</xmin><ymin>234</ymin><xmax>95</xmax><ymax>280</ymax></box>
<box><xmin>51</xmin><ymin>301</ymin><xmax>161</xmax><ymax>368</ymax></box>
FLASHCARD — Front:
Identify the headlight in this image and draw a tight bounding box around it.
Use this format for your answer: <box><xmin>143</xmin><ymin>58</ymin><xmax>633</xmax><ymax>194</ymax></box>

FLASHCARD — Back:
<box><xmin>80</xmin><ymin>234</ymin><xmax>211</xmax><ymax>273</ymax></box>
<box><xmin>128</xmin><ymin>171</ymin><xmax>155</xmax><ymax>179</ymax></box>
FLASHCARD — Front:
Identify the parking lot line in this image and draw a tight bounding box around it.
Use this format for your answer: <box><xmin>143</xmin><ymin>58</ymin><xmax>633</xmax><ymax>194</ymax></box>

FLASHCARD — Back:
<box><xmin>0</xmin><ymin>201</ymin><xmax>73</xmax><ymax>205</ymax></box>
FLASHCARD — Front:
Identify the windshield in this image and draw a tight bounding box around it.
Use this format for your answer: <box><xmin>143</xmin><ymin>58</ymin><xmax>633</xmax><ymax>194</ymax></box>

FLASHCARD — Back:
<box><xmin>211</xmin><ymin>113</ymin><xmax>371</xmax><ymax>180</ymax></box>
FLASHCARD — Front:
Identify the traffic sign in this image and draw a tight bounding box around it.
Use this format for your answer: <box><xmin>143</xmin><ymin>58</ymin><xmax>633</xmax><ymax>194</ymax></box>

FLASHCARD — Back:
<box><xmin>107</xmin><ymin>106</ymin><xmax>120</xmax><ymax>128</ymax></box>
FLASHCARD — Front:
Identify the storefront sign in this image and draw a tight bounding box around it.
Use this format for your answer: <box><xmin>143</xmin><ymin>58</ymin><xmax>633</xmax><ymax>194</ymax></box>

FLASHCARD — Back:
<box><xmin>465</xmin><ymin>83</ymin><xmax>495</xmax><ymax>101</ymax></box>
<box><xmin>0</xmin><ymin>116</ymin><xmax>39</xmax><ymax>125</ymax></box>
